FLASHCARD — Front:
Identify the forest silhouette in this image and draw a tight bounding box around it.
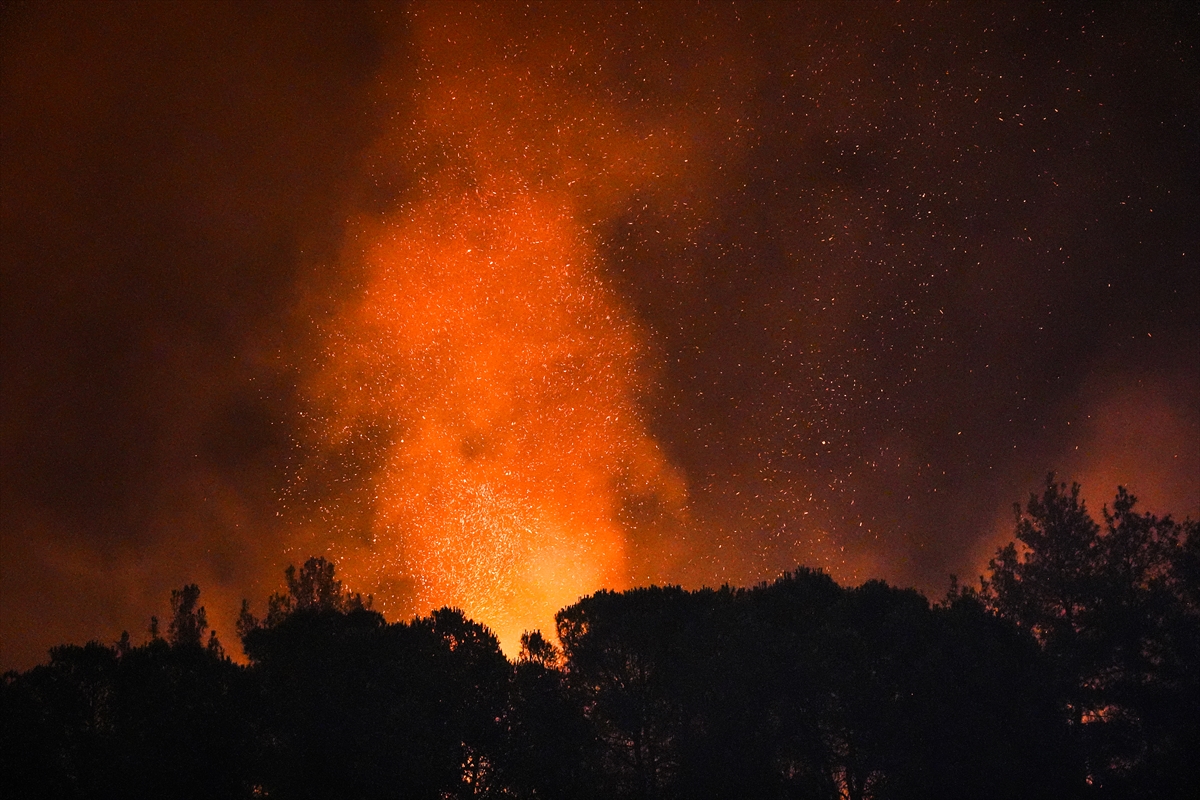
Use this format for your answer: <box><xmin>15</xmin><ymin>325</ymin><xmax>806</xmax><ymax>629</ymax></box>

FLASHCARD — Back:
<box><xmin>3</xmin><ymin>477</ymin><xmax>1196</xmax><ymax>799</ymax></box>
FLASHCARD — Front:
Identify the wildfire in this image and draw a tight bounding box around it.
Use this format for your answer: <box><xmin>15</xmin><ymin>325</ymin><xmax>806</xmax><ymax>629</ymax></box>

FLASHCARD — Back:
<box><xmin>295</xmin><ymin>2</ymin><xmax>711</xmax><ymax>651</ymax></box>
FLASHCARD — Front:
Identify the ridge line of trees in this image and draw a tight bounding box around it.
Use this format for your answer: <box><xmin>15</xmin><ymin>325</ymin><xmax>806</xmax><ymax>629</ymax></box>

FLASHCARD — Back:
<box><xmin>3</xmin><ymin>476</ymin><xmax>1196</xmax><ymax>798</ymax></box>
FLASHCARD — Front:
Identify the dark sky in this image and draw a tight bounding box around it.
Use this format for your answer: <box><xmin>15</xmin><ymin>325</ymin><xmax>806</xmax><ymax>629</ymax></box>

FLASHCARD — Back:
<box><xmin>2</xmin><ymin>0</ymin><xmax>1197</xmax><ymax>668</ymax></box>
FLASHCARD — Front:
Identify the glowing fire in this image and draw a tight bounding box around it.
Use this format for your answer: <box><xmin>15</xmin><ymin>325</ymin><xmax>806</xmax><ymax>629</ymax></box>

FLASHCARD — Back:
<box><xmin>297</xmin><ymin>3</ymin><xmax>704</xmax><ymax>651</ymax></box>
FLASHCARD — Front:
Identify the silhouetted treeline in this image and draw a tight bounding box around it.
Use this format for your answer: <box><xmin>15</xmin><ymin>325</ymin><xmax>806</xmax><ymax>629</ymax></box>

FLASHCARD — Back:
<box><xmin>3</xmin><ymin>478</ymin><xmax>1196</xmax><ymax>799</ymax></box>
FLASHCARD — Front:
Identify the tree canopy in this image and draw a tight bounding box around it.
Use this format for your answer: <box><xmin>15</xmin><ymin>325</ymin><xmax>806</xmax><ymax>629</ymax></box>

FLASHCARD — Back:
<box><xmin>3</xmin><ymin>479</ymin><xmax>1195</xmax><ymax>799</ymax></box>
<box><xmin>978</xmin><ymin>475</ymin><xmax>1198</xmax><ymax>796</ymax></box>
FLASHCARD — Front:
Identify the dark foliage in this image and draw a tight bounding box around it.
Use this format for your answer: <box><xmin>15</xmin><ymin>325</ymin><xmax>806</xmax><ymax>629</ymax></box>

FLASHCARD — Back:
<box><xmin>3</xmin><ymin>487</ymin><xmax>1195</xmax><ymax>799</ymax></box>
<box><xmin>1</xmin><ymin>621</ymin><xmax>253</xmax><ymax>799</ymax></box>
<box><xmin>980</xmin><ymin>476</ymin><xmax>1199</xmax><ymax>798</ymax></box>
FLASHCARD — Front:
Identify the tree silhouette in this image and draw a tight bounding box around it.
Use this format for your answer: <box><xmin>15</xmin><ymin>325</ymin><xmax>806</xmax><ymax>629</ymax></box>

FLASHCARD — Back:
<box><xmin>551</xmin><ymin>568</ymin><xmax>1076</xmax><ymax>799</ymax></box>
<box><xmin>239</xmin><ymin>560</ymin><xmax>509</xmax><ymax>799</ymax></box>
<box><xmin>517</xmin><ymin>629</ymin><xmax>560</xmax><ymax>668</ymax></box>
<box><xmin>0</xmin><ymin>585</ymin><xmax>252</xmax><ymax>799</ymax></box>
<box><xmin>556</xmin><ymin>586</ymin><xmax>702</xmax><ymax>798</ymax></box>
<box><xmin>166</xmin><ymin>583</ymin><xmax>211</xmax><ymax>650</ymax></box>
<box><xmin>5</xmin><ymin>493</ymin><xmax>1192</xmax><ymax>800</ymax></box>
<box><xmin>239</xmin><ymin>556</ymin><xmax>371</xmax><ymax>636</ymax></box>
<box><xmin>982</xmin><ymin>475</ymin><xmax>1200</xmax><ymax>795</ymax></box>
<box><xmin>501</xmin><ymin>630</ymin><xmax>605</xmax><ymax>798</ymax></box>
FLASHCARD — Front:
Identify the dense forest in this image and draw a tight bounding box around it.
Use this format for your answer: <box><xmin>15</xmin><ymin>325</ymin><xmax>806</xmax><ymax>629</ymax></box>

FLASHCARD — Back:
<box><xmin>4</xmin><ymin>477</ymin><xmax>1197</xmax><ymax>799</ymax></box>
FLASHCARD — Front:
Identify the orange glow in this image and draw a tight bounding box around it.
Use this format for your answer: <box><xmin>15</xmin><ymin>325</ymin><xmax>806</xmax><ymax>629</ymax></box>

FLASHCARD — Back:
<box><xmin>293</xmin><ymin>3</ymin><xmax>738</xmax><ymax>652</ymax></box>
<box><xmin>1064</xmin><ymin>377</ymin><xmax>1200</xmax><ymax>520</ymax></box>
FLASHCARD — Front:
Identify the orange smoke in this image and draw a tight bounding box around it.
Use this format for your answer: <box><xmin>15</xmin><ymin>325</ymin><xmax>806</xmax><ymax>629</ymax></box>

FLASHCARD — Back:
<box><xmin>1064</xmin><ymin>374</ymin><xmax>1200</xmax><ymax>521</ymax></box>
<box><xmin>293</xmin><ymin>3</ymin><xmax>748</xmax><ymax>651</ymax></box>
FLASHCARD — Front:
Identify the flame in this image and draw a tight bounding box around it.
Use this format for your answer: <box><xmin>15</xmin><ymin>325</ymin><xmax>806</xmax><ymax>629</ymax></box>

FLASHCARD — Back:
<box><xmin>293</xmin><ymin>3</ymin><xmax>736</xmax><ymax>651</ymax></box>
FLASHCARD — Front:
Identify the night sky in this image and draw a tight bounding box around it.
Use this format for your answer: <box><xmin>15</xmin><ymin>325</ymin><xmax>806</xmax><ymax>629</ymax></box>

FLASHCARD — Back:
<box><xmin>2</xmin><ymin>0</ymin><xmax>1197</xmax><ymax>669</ymax></box>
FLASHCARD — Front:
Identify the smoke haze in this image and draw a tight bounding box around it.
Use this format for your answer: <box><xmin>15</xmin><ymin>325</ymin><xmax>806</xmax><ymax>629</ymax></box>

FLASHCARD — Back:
<box><xmin>3</xmin><ymin>1</ymin><xmax>1197</xmax><ymax>667</ymax></box>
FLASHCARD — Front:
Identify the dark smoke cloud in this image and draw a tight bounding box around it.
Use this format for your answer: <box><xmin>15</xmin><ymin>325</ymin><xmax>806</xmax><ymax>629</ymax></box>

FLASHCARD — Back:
<box><xmin>1</xmin><ymin>0</ymin><xmax>387</xmax><ymax>667</ymax></box>
<box><xmin>615</xmin><ymin>1</ymin><xmax>1200</xmax><ymax>589</ymax></box>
